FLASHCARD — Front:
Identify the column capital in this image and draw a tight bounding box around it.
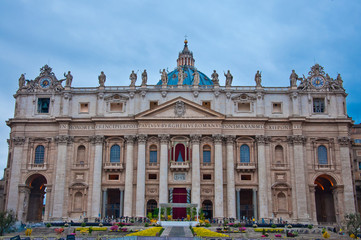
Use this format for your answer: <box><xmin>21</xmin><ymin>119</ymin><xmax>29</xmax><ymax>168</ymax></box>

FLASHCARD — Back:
<box><xmin>158</xmin><ymin>134</ymin><xmax>170</xmax><ymax>144</ymax></box>
<box><xmin>90</xmin><ymin>135</ymin><xmax>104</xmax><ymax>144</ymax></box>
<box><xmin>255</xmin><ymin>135</ymin><xmax>270</xmax><ymax>144</ymax></box>
<box><xmin>308</xmin><ymin>184</ymin><xmax>317</xmax><ymax>193</ymax></box>
<box><xmin>338</xmin><ymin>136</ymin><xmax>351</xmax><ymax>146</ymax></box>
<box><xmin>125</xmin><ymin>135</ymin><xmax>136</xmax><ymax>144</ymax></box>
<box><xmin>287</xmin><ymin>135</ymin><xmax>306</xmax><ymax>145</ymax></box>
<box><xmin>212</xmin><ymin>134</ymin><xmax>223</xmax><ymax>144</ymax></box>
<box><xmin>225</xmin><ymin>135</ymin><xmax>236</xmax><ymax>144</ymax></box>
<box><xmin>55</xmin><ymin>135</ymin><xmax>74</xmax><ymax>144</ymax></box>
<box><xmin>190</xmin><ymin>134</ymin><xmax>202</xmax><ymax>144</ymax></box>
<box><xmin>12</xmin><ymin>136</ymin><xmax>26</xmax><ymax>146</ymax></box>
<box><xmin>18</xmin><ymin>184</ymin><xmax>31</xmax><ymax>194</ymax></box>
<box><xmin>137</xmin><ymin>134</ymin><xmax>147</xmax><ymax>144</ymax></box>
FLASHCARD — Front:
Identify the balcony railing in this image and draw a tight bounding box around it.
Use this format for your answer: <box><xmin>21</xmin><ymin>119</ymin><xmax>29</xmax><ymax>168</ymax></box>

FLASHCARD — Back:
<box><xmin>103</xmin><ymin>162</ymin><xmax>124</xmax><ymax>172</ymax></box>
<box><xmin>170</xmin><ymin>161</ymin><xmax>190</xmax><ymax>171</ymax></box>
<box><xmin>236</xmin><ymin>162</ymin><xmax>257</xmax><ymax>172</ymax></box>
<box><xmin>28</xmin><ymin>163</ymin><xmax>48</xmax><ymax>171</ymax></box>
<box><xmin>271</xmin><ymin>163</ymin><xmax>289</xmax><ymax>169</ymax></box>
<box><xmin>72</xmin><ymin>163</ymin><xmax>89</xmax><ymax>169</ymax></box>
<box><xmin>314</xmin><ymin>164</ymin><xmax>334</xmax><ymax>171</ymax></box>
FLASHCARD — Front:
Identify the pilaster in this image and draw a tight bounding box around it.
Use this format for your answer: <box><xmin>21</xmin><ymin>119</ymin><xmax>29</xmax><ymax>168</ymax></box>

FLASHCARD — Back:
<box><xmin>90</xmin><ymin>135</ymin><xmax>104</xmax><ymax>219</ymax></box>
<box><xmin>213</xmin><ymin>134</ymin><xmax>224</xmax><ymax>219</ymax></box>
<box><xmin>136</xmin><ymin>134</ymin><xmax>147</xmax><ymax>217</ymax></box>
<box><xmin>124</xmin><ymin>135</ymin><xmax>136</xmax><ymax>216</ymax></box>
<box><xmin>159</xmin><ymin>134</ymin><xmax>170</xmax><ymax>204</ymax></box>
<box><xmin>191</xmin><ymin>134</ymin><xmax>201</xmax><ymax>208</ymax></box>
<box><xmin>225</xmin><ymin>135</ymin><xmax>236</xmax><ymax>218</ymax></box>
<box><xmin>256</xmin><ymin>135</ymin><xmax>269</xmax><ymax>219</ymax></box>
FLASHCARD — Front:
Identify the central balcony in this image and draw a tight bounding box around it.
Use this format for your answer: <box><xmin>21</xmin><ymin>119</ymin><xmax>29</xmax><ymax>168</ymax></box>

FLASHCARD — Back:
<box><xmin>103</xmin><ymin>162</ymin><xmax>124</xmax><ymax>172</ymax></box>
<box><xmin>235</xmin><ymin>162</ymin><xmax>257</xmax><ymax>172</ymax></box>
<box><xmin>170</xmin><ymin>161</ymin><xmax>190</xmax><ymax>172</ymax></box>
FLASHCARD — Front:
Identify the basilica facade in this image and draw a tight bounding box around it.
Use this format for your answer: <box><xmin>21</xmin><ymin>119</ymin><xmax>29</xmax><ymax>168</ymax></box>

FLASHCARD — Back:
<box><xmin>4</xmin><ymin>40</ymin><xmax>356</xmax><ymax>224</ymax></box>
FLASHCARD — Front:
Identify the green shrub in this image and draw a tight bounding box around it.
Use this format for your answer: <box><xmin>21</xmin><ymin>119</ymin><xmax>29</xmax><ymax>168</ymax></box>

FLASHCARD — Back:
<box><xmin>46</xmin><ymin>223</ymin><xmax>52</xmax><ymax>228</ymax></box>
<box><xmin>81</xmin><ymin>222</ymin><xmax>86</xmax><ymax>227</ymax></box>
<box><xmin>271</xmin><ymin>224</ymin><xmax>276</xmax><ymax>228</ymax></box>
<box><xmin>307</xmin><ymin>224</ymin><xmax>313</xmax><ymax>229</ymax></box>
<box><xmin>145</xmin><ymin>223</ymin><xmax>149</xmax><ymax>227</ymax></box>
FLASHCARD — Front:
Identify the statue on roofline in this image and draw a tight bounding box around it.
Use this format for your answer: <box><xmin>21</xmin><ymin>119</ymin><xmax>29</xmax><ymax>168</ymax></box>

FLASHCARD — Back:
<box><xmin>255</xmin><ymin>70</ymin><xmax>262</xmax><ymax>87</ymax></box>
<box><xmin>141</xmin><ymin>70</ymin><xmax>147</xmax><ymax>86</ymax></box>
<box><xmin>224</xmin><ymin>70</ymin><xmax>233</xmax><ymax>87</ymax></box>
<box><xmin>160</xmin><ymin>69</ymin><xmax>168</xmax><ymax>86</ymax></box>
<box><xmin>64</xmin><ymin>71</ymin><xmax>73</xmax><ymax>87</ymax></box>
<box><xmin>18</xmin><ymin>74</ymin><xmax>25</xmax><ymax>89</ymax></box>
<box><xmin>98</xmin><ymin>71</ymin><xmax>106</xmax><ymax>87</ymax></box>
<box><xmin>129</xmin><ymin>70</ymin><xmax>137</xmax><ymax>87</ymax></box>
<box><xmin>211</xmin><ymin>70</ymin><xmax>219</xmax><ymax>86</ymax></box>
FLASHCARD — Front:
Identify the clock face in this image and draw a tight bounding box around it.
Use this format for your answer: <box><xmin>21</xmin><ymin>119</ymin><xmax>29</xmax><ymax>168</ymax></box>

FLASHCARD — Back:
<box><xmin>40</xmin><ymin>78</ymin><xmax>51</xmax><ymax>88</ymax></box>
<box><xmin>311</xmin><ymin>76</ymin><xmax>325</xmax><ymax>88</ymax></box>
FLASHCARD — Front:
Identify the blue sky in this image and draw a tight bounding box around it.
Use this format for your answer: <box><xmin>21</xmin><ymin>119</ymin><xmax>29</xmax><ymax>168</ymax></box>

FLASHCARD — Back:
<box><xmin>0</xmin><ymin>0</ymin><xmax>360</xmax><ymax>178</ymax></box>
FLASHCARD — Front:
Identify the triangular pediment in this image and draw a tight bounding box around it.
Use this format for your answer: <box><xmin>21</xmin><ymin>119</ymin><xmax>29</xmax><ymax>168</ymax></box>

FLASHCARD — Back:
<box><xmin>135</xmin><ymin>97</ymin><xmax>225</xmax><ymax>120</ymax></box>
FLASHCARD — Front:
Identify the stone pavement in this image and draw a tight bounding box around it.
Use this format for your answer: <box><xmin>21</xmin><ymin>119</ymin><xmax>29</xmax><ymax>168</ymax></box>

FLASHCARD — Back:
<box><xmin>161</xmin><ymin>226</ymin><xmax>194</xmax><ymax>238</ymax></box>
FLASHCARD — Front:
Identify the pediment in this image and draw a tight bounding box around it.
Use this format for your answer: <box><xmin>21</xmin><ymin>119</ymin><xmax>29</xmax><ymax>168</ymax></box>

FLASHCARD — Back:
<box><xmin>135</xmin><ymin>97</ymin><xmax>225</xmax><ymax>120</ymax></box>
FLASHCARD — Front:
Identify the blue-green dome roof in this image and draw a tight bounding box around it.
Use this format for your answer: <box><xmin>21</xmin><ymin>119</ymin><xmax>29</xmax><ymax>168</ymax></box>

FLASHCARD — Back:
<box><xmin>156</xmin><ymin>66</ymin><xmax>213</xmax><ymax>86</ymax></box>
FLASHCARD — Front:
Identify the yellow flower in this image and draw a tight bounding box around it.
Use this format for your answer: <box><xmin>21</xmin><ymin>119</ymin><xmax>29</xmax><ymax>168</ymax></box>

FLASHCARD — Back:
<box><xmin>193</xmin><ymin>227</ymin><xmax>229</xmax><ymax>237</ymax></box>
<box><xmin>126</xmin><ymin>227</ymin><xmax>163</xmax><ymax>237</ymax></box>
<box><xmin>25</xmin><ymin>228</ymin><xmax>32</xmax><ymax>236</ymax></box>
<box><xmin>323</xmin><ymin>231</ymin><xmax>330</xmax><ymax>238</ymax></box>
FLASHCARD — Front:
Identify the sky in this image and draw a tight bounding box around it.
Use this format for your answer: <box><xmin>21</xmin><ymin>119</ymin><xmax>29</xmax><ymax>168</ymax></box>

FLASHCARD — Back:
<box><xmin>0</xmin><ymin>0</ymin><xmax>360</xmax><ymax>178</ymax></box>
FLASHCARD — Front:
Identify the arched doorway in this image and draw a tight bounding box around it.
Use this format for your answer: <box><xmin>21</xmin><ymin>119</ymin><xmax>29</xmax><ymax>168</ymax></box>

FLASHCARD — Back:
<box><xmin>314</xmin><ymin>175</ymin><xmax>336</xmax><ymax>223</ymax></box>
<box><xmin>202</xmin><ymin>200</ymin><xmax>213</xmax><ymax>219</ymax></box>
<box><xmin>26</xmin><ymin>174</ymin><xmax>47</xmax><ymax>222</ymax></box>
<box><xmin>146</xmin><ymin>199</ymin><xmax>157</xmax><ymax>218</ymax></box>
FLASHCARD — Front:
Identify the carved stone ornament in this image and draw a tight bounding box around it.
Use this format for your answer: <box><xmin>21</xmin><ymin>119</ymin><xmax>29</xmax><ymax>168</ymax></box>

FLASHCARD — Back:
<box><xmin>161</xmin><ymin>91</ymin><xmax>168</xmax><ymax>98</ymax></box>
<box><xmin>338</xmin><ymin>136</ymin><xmax>350</xmax><ymax>146</ymax></box>
<box><xmin>174</xmin><ymin>101</ymin><xmax>186</xmax><ymax>117</ymax></box>
<box><xmin>287</xmin><ymin>135</ymin><xmax>306</xmax><ymax>145</ymax></box>
<box><xmin>23</xmin><ymin>65</ymin><xmax>65</xmax><ymax>93</ymax></box>
<box><xmin>193</xmin><ymin>91</ymin><xmax>199</xmax><ymax>98</ymax></box>
<box><xmin>124</xmin><ymin>135</ymin><xmax>136</xmax><ymax>144</ymax></box>
<box><xmin>137</xmin><ymin>134</ymin><xmax>147</xmax><ymax>144</ymax></box>
<box><xmin>90</xmin><ymin>135</ymin><xmax>104</xmax><ymax>144</ymax></box>
<box><xmin>190</xmin><ymin>134</ymin><xmax>202</xmax><ymax>144</ymax></box>
<box><xmin>55</xmin><ymin>135</ymin><xmax>74</xmax><ymax>144</ymax></box>
<box><xmin>158</xmin><ymin>134</ymin><xmax>170</xmax><ymax>144</ymax></box>
<box><xmin>12</xmin><ymin>136</ymin><xmax>26</xmax><ymax>146</ymax></box>
<box><xmin>212</xmin><ymin>134</ymin><xmax>223</xmax><ymax>144</ymax></box>
<box><xmin>225</xmin><ymin>135</ymin><xmax>236</xmax><ymax>144</ymax></box>
<box><xmin>255</xmin><ymin>135</ymin><xmax>270</xmax><ymax>144</ymax></box>
<box><xmin>213</xmin><ymin>90</ymin><xmax>220</xmax><ymax>98</ymax></box>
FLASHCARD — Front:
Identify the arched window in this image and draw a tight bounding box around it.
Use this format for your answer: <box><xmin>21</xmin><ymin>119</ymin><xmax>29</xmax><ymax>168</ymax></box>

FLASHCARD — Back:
<box><xmin>34</xmin><ymin>145</ymin><xmax>45</xmax><ymax>164</ymax></box>
<box><xmin>203</xmin><ymin>145</ymin><xmax>211</xmax><ymax>163</ymax></box>
<box><xmin>149</xmin><ymin>145</ymin><xmax>157</xmax><ymax>163</ymax></box>
<box><xmin>240</xmin><ymin>144</ymin><xmax>250</xmax><ymax>163</ymax></box>
<box><xmin>275</xmin><ymin>145</ymin><xmax>284</xmax><ymax>164</ymax></box>
<box><xmin>110</xmin><ymin>145</ymin><xmax>121</xmax><ymax>163</ymax></box>
<box><xmin>74</xmin><ymin>192</ymin><xmax>83</xmax><ymax>211</ymax></box>
<box><xmin>146</xmin><ymin>199</ymin><xmax>157</xmax><ymax>216</ymax></box>
<box><xmin>318</xmin><ymin>145</ymin><xmax>328</xmax><ymax>165</ymax></box>
<box><xmin>277</xmin><ymin>192</ymin><xmax>287</xmax><ymax>211</ymax></box>
<box><xmin>77</xmin><ymin>145</ymin><xmax>86</xmax><ymax>164</ymax></box>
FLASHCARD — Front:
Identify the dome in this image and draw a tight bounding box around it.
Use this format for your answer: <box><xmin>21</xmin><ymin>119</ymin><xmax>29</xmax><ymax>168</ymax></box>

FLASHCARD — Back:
<box><xmin>156</xmin><ymin>66</ymin><xmax>213</xmax><ymax>86</ymax></box>
<box><xmin>157</xmin><ymin>39</ymin><xmax>213</xmax><ymax>86</ymax></box>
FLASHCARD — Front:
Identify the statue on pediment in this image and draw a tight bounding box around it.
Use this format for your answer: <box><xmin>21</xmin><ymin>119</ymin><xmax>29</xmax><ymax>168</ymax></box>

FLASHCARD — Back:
<box><xmin>18</xmin><ymin>74</ymin><xmax>25</xmax><ymax>89</ymax></box>
<box><xmin>64</xmin><ymin>71</ymin><xmax>73</xmax><ymax>87</ymax></box>
<box><xmin>290</xmin><ymin>70</ymin><xmax>300</xmax><ymax>87</ymax></box>
<box><xmin>129</xmin><ymin>70</ymin><xmax>137</xmax><ymax>87</ymax></box>
<box><xmin>224</xmin><ymin>70</ymin><xmax>233</xmax><ymax>87</ymax></box>
<box><xmin>141</xmin><ymin>70</ymin><xmax>147</xmax><ymax>86</ymax></box>
<box><xmin>211</xmin><ymin>70</ymin><xmax>219</xmax><ymax>86</ymax></box>
<box><xmin>98</xmin><ymin>71</ymin><xmax>106</xmax><ymax>87</ymax></box>
<box><xmin>255</xmin><ymin>70</ymin><xmax>262</xmax><ymax>87</ymax></box>
<box><xmin>160</xmin><ymin>69</ymin><xmax>168</xmax><ymax>86</ymax></box>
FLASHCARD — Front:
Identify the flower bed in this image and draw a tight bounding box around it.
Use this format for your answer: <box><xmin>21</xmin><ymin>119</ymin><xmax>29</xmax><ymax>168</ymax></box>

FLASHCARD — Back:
<box><xmin>75</xmin><ymin>227</ymin><xmax>108</xmax><ymax>231</ymax></box>
<box><xmin>193</xmin><ymin>227</ymin><xmax>229</xmax><ymax>237</ymax></box>
<box><xmin>254</xmin><ymin>228</ymin><xmax>284</xmax><ymax>233</ymax></box>
<box><xmin>126</xmin><ymin>227</ymin><xmax>163</xmax><ymax>237</ymax></box>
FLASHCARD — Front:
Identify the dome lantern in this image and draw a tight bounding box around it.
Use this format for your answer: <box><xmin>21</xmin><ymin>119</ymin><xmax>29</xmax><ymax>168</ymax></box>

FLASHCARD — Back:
<box><xmin>177</xmin><ymin>39</ymin><xmax>195</xmax><ymax>67</ymax></box>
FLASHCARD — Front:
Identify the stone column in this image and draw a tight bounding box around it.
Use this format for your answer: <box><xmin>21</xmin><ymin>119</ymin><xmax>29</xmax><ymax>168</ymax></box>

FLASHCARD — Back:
<box><xmin>124</xmin><ymin>135</ymin><xmax>135</xmax><ymax>217</ymax></box>
<box><xmin>52</xmin><ymin>135</ymin><xmax>72</xmax><ymax>220</ymax></box>
<box><xmin>338</xmin><ymin>137</ymin><xmax>356</xmax><ymax>213</ymax></box>
<box><xmin>213</xmin><ymin>134</ymin><xmax>224</xmax><ymax>219</ymax></box>
<box><xmin>253</xmin><ymin>188</ymin><xmax>258</xmax><ymax>220</ymax></box>
<box><xmin>7</xmin><ymin>137</ymin><xmax>25</xmax><ymax>213</ymax></box>
<box><xmin>119</xmin><ymin>189</ymin><xmax>124</xmax><ymax>217</ymax></box>
<box><xmin>191</xmin><ymin>134</ymin><xmax>201</xmax><ymax>207</ymax></box>
<box><xmin>17</xmin><ymin>184</ymin><xmax>31</xmax><ymax>222</ymax></box>
<box><xmin>136</xmin><ymin>134</ymin><xmax>147</xmax><ymax>217</ymax></box>
<box><xmin>289</xmin><ymin>135</ymin><xmax>309</xmax><ymax>222</ymax></box>
<box><xmin>225</xmin><ymin>135</ymin><xmax>236</xmax><ymax>218</ymax></box>
<box><xmin>102</xmin><ymin>189</ymin><xmax>108</xmax><ymax>218</ymax></box>
<box><xmin>44</xmin><ymin>184</ymin><xmax>52</xmax><ymax>221</ymax></box>
<box><xmin>308</xmin><ymin>185</ymin><xmax>317</xmax><ymax>224</ymax></box>
<box><xmin>332</xmin><ymin>186</ymin><xmax>344</xmax><ymax>223</ymax></box>
<box><xmin>159</xmin><ymin>135</ymin><xmax>169</xmax><ymax>204</ymax></box>
<box><xmin>236</xmin><ymin>189</ymin><xmax>240</xmax><ymax>220</ymax></box>
<box><xmin>256</xmin><ymin>135</ymin><xmax>269</xmax><ymax>219</ymax></box>
<box><xmin>91</xmin><ymin>135</ymin><xmax>104</xmax><ymax>219</ymax></box>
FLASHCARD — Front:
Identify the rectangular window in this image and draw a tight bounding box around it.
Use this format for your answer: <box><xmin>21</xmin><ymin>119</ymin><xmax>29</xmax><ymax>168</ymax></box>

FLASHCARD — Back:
<box><xmin>202</xmin><ymin>101</ymin><xmax>211</xmax><ymax>109</ymax></box>
<box><xmin>150</xmin><ymin>101</ymin><xmax>158</xmax><ymax>110</ymax></box>
<box><xmin>150</xmin><ymin>151</ymin><xmax>157</xmax><ymax>163</ymax></box>
<box><xmin>79</xmin><ymin>103</ymin><xmax>89</xmax><ymax>113</ymax></box>
<box><xmin>272</xmin><ymin>102</ymin><xmax>282</xmax><ymax>113</ymax></box>
<box><xmin>110</xmin><ymin>102</ymin><xmax>123</xmax><ymax>112</ymax></box>
<box><xmin>37</xmin><ymin>98</ymin><xmax>50</xmax><ymax>113</ymax></box>
<box><xmin>359</xmin><ymin>162</ymin><xmax>361</xmax><ymax>171</ymax></box>
<box><xmin>203</xmin><ymin>174</ymin><xmax>212</xmax><ymax>180</ymax></box>
<box><xmin>108</xmin><ymin>174</ymin><xmax>119</xmax><ymax>180</ymax></box>
<box><xmin>241</xmin><ymin>175</ymin><xmax>251</xmax><ymax>180</ymax></box>
<box><xmin>354</xmin><ymin>139</ymin><xmax>361</xmax><ymax>144</ymax></box>
<box><xmin>203</xmin><ymin>151</ymin><xmax>211</xmax><ymax>163</ymax></box>
<box><xmin>238</xmin><ymin>102</ymin><xmax>251</xmax><ymax>112</ymax></box>
<box><xmin>313</xmin><ymin>98</ymin><xmax>325</xmax><ymax>113</ymax></box>
<box><xmin>149</xmin><ymin>174</ymin><xmax>157</xmax><ymax>180</ymax></box>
